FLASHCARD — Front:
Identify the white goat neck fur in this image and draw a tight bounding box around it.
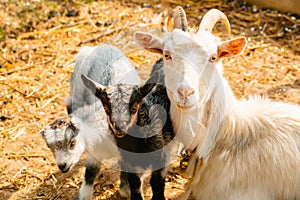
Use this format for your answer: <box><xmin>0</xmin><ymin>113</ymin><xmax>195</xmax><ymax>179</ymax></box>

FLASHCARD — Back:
<box><xmin>172</xmin><ymin>72</ymin><xmax>300</xmax><ymax>200</ymax></box>
<box><xmin>136</xmin><ymin>28</ymin><xmax>300</xmax><ymax>199</ymax></box>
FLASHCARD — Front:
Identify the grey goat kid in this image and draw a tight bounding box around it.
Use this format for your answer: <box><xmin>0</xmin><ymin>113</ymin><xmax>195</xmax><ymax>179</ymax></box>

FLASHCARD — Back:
<box><xmin>40</xmin><ymin>44</ymin><xmax>140</xmax><ymax>200</ymax></box>
<box><xmin>66</xmin><ymin>44</ymin><xmax>140</xmax><ymax>114</ymax></box>
<box><xmin>81</xmin><ymin>59</ymin><xmax>174</xmax><ymax>200</ymax></box>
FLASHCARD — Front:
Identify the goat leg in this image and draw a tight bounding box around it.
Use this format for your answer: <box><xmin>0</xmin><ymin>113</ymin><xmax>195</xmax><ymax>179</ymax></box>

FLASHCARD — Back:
<box><xmin>150</xmin><ymin>168</ymin><xmax>166</xmax><ymax>200</ymax></box>
<box><xmin>126</xmin><ymin>172</ymin><xmax>143</xmax><ymax>200</ymax></box>
<box><xmin>119</xmin><ymin>170</ymin><xmax>130</xmax><ymax>199</ymax></box>
<box><xmin>77</xmin><ymin>157</ymin><xmax>100</xmax><ymax>200</ymax></box>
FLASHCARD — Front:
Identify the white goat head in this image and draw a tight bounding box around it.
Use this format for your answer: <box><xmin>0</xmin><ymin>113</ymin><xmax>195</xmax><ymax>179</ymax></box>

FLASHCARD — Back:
<box><xmin>80</xmin><ymin>72</ymin><xmax>159</xmax><ymax>138</ymax></box>
<box><xmin>40</xmin><ymin>116</ymin><xmax>84</xmax><ymax>172</ymax></box>
<box><xmin>134</xmin><ymin>7</ymin><xmax>247</xmax><ymax>110</ymax></box>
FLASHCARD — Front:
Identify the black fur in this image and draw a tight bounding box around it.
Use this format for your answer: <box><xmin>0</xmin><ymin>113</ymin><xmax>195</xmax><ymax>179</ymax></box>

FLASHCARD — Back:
<box><xmin>81</xmin><ymin>57</ymin><xmax>173</xmax><ymax>199</ymax></box>
<box><xmin>84</xmin><ymin>163</ymin><xmax>100</xmax><ymax>185</ymax></box>
<box><xmin>111</xmin><ymin>59</ymin><xmax>173</xmax><ymax>200</ymax></box>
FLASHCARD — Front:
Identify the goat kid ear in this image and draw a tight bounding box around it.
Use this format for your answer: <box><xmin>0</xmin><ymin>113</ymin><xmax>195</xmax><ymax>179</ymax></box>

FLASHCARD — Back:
<box><xmin>217</xmin><ymin>37</ymin><xmax>247</xmax><ymax>59</ymax></box>
<box><xmin>134</xmin><ymin>31</ymin><xmax>163</xmax><ymax>54</ymax></box>
<box><xmin>64</xmin><ymin>97</ymin><xmax>72</xmax><ymax>114</ymax></box>
<box><xmin>40</xmin><ymin>128</ymin><xmax>46</xmax><ymax>137</ymax></box>
<box><xmin>81</xmin><ymin>74</ymin><xmax>111</xmax><ymax>111</ymax></box>
<box><xmin>81</xmin><ymin>74</ymin><xmax>105</xmax><ymax>94</ymax></box>
<box><xmin>129</xmin><ymin>71</ymin><xmax>160</xmax><ymax>110</ymax></box>
<box><xmin>70</xmin><ymin>114</ymin><xmax>80</xmax><ymax>127</ymax></box>
<box><xmin>81</xmin><ymin>74</ymin><xmax>107</xmax><ymax>101</ymax></box>
<box><xmin>139</xmin><ymin>71</ymin><xmax>160</xmax><ymax>98</ymax></box>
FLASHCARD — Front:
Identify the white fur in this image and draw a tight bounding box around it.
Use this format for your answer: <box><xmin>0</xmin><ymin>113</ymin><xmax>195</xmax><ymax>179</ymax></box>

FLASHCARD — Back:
<box><xmin>110</xmin><ymin>58</ymin><xmax>140</xmax><ymax>85</ymax></box>
<box><xmin>68</xmin><ymin>44</ymin><xmax>140</xmax><ymax>111</ymax></box>
<box><xmin>71</xmin><ymin>104</ymin><xmax>120</xmax><ymax>162</ymax></box>
<box><xmin>41</xmin><ymin>124</ymin><xmax>85</xmax><ymax>172</ymax></box>
<box><xmin>166</xmin><ymin>33</ymin><xmax>300</xmax><ymax>199</ymax></box>
<box><xmin>42</xmin><ymin>129</ymin><xmax>57</xmax><ymax>144</ymax></box>
<box><xmin>119</xmin><ymin>181</ymin><xmax>131</xmax><ymax>199</ymax></box>
<box><xmin>78</xmin><ymin>181</ymin><xmax>94</xmax><ymax>200</ymax></box>
<box><xmin>135</xmin><ymin>21</ymin><xmax>300</xmax><ymax>200</ymax></box>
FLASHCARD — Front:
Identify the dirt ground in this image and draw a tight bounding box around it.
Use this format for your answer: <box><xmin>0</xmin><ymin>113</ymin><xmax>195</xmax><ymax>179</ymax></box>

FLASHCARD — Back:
<box><xmin>0</xmin><ymin>0</ymin><xmax>299</xmax><ymax>199</ymax></box>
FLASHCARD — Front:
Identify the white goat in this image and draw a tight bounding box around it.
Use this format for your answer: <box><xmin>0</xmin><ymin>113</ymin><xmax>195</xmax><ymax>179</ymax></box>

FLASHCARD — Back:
<box><xmin>40</xmin><ymin>44</ymin><xmax>140</xmax><ymax>200</ymax></box>
<box><xmin>134</xmin><ymin>7</ymin><xmax>300</xmax><ymax>200</ymax></box>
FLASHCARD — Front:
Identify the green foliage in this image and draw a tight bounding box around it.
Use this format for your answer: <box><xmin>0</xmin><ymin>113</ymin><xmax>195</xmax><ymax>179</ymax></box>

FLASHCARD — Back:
<box><xmin>17</xmin><ymin>1</ymin><xmax>36</xmax><ymax>19</ymax></box>
<box><xmin>15</xmin><ymin>0</ymin><xmax>46</xmax><ymax>32</ymax></box>
<box><xmin>48</xmin><ymin>2</ymin><xmax>57</xmax><ymax>11</ymax></box>
<box><xmin>0</xmin><ymin>26</ymin><xmax>4</xmax><ymax>40</ymax></box>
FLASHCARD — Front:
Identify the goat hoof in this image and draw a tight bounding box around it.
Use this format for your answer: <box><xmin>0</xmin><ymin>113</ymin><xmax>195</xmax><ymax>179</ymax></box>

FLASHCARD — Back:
<box><xmin>117</xmin><ymin>193</ymin><xmax>129</xmax><ymax>200</ymax></box>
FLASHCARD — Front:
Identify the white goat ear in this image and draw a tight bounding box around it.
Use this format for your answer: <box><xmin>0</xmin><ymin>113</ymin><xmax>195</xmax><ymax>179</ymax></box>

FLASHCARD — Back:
<box><xmin>217</xmin><ymin>37</ymin><xmax>247</xmax><ymax>59</ymax></box>
<box><xmin>134</xmin><ymin>31</ymin><xmax>163</xmax><ymax>54</ymax></box>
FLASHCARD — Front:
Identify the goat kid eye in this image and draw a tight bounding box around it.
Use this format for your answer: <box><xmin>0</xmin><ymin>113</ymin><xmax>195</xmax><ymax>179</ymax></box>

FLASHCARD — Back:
<box><xmin>164</xmin><ymin>52</ymin><xmax>172</xmax><ymax>60</ymax></box>
<box><xmin>130</xmin><ymin>105</ymin><xmax>137</xmax><ymax>114</ymax></box>
<box><xmin>70</xmin><ymin>140</ymin><xmax>76</xmax><ymax>148</ymax></box>
<box><xmin>209</xmin><ymin>55</ymin><xmax>218</xmax><ymax>62</ymax></box>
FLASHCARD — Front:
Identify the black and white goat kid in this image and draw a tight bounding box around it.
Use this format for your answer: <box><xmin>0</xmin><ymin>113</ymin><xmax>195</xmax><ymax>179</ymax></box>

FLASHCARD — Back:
<box><xmin>81</xmin><ymin>60</ymin><xmax>174</xmax><ymax>200</ymax></box>
<box><xmin>40</xmin><ymin>44</ymin><xmax>140</xmax><ymax>200</ymax></box>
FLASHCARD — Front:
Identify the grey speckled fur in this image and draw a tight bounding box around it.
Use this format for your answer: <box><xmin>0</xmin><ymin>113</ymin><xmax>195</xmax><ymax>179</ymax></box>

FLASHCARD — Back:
<box><xmin>67</xmin><ymin>44</ymin><xmax>140</xmax><ymax>113</ymax></box>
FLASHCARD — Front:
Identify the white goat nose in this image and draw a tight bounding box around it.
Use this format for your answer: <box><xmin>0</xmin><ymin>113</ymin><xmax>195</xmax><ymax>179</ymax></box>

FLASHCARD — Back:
<box><xmin>177</xmin><ymin>86</ymin><xmax>195</xmax><ymax>99</ymax></box>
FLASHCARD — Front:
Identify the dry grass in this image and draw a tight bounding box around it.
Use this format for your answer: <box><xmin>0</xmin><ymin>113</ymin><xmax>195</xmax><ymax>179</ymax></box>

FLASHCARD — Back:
<box><xmin>0</xmin><ymin>0</ymin><xmax>299</xmax><ymax>199</ymax></box>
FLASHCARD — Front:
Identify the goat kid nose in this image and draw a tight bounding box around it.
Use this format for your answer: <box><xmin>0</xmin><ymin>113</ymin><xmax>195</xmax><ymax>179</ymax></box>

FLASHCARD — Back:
<box><xmin>116</xmin><ymin>122</ymin><xmax>126</xmax><ymax>131</ymax></box>
<box><xmin>58</xmin><ymin>163</ymin><xmax>67</xmax><ymax>171</ymax></box>
<box><xmin>177</xmin><ymin>86</ymin><xmax>195</xmax><ymax>99</ymax></box>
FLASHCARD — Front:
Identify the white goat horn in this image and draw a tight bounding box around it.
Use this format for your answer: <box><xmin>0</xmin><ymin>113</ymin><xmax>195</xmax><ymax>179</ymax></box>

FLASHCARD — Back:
<box><xmin>199</xmin><ymin>9</ymin><xmax>231</xmax><ymax>34</ymax></box>
<box><xmin>167</xmin><ymin>6</ymin><xmax>188</xmax><ymax>32</ymax></box>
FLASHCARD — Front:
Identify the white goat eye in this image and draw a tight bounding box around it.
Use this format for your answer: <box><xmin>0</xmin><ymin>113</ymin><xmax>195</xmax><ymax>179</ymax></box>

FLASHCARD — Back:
<box><xmin>164</xmin><ymin>52</ymin><xmax>172</xmax><ymax>60</ymax></box>
<box><xmin>209</xmin><ymin>55</ymin><xmax>217</xmax><ymax>62</ymax></box>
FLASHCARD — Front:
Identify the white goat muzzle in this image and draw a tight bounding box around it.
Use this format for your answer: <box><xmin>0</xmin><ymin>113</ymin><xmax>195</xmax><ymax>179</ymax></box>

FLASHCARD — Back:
<box><xmin>175</xmin><ymin>83</ymin><xmax>196</xmax><ymax>109</ymax></box>
<box><xmin>168</xmin><ymin>62</ymin><xmax>199</xmax><ymax>110</ymax></box>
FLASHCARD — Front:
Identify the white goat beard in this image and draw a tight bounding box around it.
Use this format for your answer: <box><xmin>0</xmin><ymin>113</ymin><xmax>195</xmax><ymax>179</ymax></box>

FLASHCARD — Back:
<box><xmin>196</xmin><ymin>84</ymin><xmax>226</xmax><ymax>158</ymax></box>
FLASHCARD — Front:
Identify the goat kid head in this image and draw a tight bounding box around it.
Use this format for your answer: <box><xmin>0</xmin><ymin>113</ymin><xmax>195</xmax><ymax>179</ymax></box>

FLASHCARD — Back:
<box><xmin>134</xmin><ymin>7</ymin><xmax>247</xmax><ymax>110</ymax></box>
<box><xmin>81</xmin><ymin>72</ymin><xmax>159</xmax><ymax>138</ymax></box>
<box><xmin>40</xmin><ymin>115</ymin><xmax>84</xmax><ymax>173</ymax></box>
